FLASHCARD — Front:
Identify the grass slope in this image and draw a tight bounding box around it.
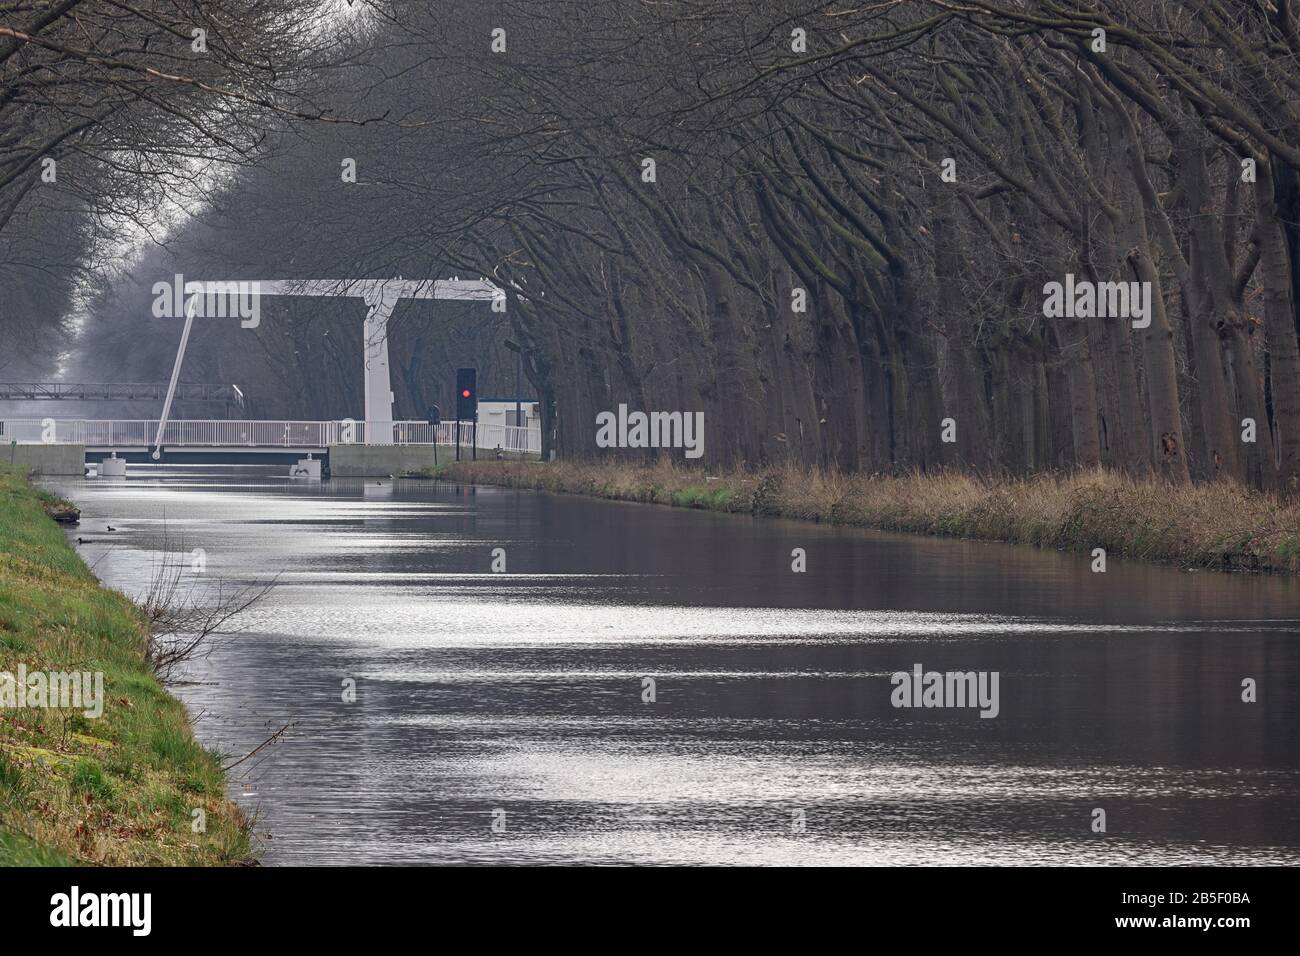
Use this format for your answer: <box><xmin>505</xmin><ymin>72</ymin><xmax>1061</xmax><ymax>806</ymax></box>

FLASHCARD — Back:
<box><xmin>0</xmin><ymin>463</ymin><xmax>250</xmax><ymax>865</ymax></box>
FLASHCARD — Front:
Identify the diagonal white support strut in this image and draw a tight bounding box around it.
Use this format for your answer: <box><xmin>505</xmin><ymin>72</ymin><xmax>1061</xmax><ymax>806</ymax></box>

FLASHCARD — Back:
<box><xmin>152</xmin><ymin>294</ymin><xmax>199</xmax><ymax>459</ymax></box>
<box><xmin>154</xmin><ymin>277</ymin><xmax>500</xmax><ymax>453</ymax></box>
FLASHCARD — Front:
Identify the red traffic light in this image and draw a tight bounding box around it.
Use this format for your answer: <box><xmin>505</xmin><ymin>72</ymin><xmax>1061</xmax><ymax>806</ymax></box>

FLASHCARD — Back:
<box><xmin>455</xmin><ymin>367</ymin><xmax>477</xmax><ymax>420</ymax></box>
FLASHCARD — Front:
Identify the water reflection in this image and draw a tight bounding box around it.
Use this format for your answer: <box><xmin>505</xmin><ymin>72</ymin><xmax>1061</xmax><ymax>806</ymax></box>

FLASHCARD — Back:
<box><xmin>42</xmin><ymin>467</ymin><xmax>1300</xmax><ymax>865</ymax></box>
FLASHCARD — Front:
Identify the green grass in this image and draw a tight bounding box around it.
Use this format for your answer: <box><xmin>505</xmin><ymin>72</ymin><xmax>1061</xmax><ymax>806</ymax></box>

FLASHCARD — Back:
<box><xmin>0</xmin><ymin>829</ymin><xmax>76</xmax><ymax>866</ymax></box>
<box><xmin>0</xmin><ymin>462</ymin><xmax>250</xmax><ymax>865</ymax></box>
<box><xmin>669</xmin><ymin>485</ymin><xmax>735</xmax><ymax>509</ymax></box>
<box><xmin>70</xmin><ymin>758</ymin><xmax>114</xmax><ymax>801</ymax></box>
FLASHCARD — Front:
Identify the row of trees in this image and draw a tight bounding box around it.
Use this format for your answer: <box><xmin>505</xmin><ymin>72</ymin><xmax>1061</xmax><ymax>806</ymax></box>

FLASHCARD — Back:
<box><xmin>421</xmin><ymin>0</ymin><xmax>1300</xmax><ymax>491</ymax></box>
<box><xmin>0</xmin><ymin>0</ymin><xmax>358</xmax><ymax>375</ymax></box>
<box><xmin>7</xmin><ymin>2</ymin><xmax>1300</xmax><ymax>493</ymax></box>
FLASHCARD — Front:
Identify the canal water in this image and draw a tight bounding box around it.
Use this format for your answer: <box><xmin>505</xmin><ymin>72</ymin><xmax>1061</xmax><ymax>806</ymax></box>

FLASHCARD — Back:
<box><xmin>43</xmin><ymin>468</ymin><xmax>1300</xmax><ymax>865</ymax></box>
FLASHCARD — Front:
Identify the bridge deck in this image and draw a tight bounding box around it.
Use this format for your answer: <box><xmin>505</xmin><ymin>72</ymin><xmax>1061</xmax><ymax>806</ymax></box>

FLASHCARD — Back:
<box><xmin>0</xmin><ymin>419</ymin><xmax>540</xmax><ymax>454</ymax></box>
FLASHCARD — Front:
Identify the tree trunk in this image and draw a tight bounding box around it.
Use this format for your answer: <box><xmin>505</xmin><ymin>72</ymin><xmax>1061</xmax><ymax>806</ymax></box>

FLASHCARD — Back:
<box><xmin>1257</xmin><ymin>159</ymin><xmax>1300</xmax><ymax>494</ymax></box>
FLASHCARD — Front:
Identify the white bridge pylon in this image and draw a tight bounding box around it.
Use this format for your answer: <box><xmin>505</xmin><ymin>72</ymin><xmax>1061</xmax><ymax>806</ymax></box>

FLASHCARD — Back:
<box><xmin>154</xmin><ymin>277</ymin><xmax>501</xmax><ymax>456</ymax></box>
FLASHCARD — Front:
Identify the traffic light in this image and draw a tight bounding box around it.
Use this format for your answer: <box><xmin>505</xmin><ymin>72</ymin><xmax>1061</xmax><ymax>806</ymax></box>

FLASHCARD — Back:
<box><xmin>455</xmin><ymin>367</ymin><xmax>477</xmax><ymax>421</ymax></box>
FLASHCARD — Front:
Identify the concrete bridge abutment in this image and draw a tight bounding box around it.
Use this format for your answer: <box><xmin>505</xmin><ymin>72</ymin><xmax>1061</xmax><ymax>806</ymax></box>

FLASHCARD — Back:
<box><xmin>4</xmin><ymin>443</ymin><xmax>86</xmax><ymax>476</ymax></box>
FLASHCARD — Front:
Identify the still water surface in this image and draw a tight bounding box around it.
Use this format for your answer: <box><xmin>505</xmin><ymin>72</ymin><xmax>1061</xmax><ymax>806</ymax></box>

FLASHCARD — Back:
<box><xmin>44</xmin><ymin>468</ymin><xmax>1300</xmax><ymax>865</ymax></box>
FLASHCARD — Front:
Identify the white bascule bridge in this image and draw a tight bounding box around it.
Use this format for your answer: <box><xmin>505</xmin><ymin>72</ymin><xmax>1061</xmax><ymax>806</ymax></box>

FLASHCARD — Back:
<box><xmin>0</xmin><ymin>276</ymin><xmax>542</xmax><ymax>477</ymax></box>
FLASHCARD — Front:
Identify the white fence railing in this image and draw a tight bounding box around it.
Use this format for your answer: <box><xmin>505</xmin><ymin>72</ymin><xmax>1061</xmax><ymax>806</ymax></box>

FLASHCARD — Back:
<box><xmin>434</xmin><ymin>421</ymin><xmax>541</xmax><ymax>454</ymax></box>
<box><xmin>0</xmin><ymin>419</ymin><xmax>541</xmax><ymax>452</ymax></box>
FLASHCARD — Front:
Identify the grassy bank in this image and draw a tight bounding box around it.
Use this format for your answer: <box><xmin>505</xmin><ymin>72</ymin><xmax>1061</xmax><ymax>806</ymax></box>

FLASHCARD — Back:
<box><xmin>0</xmin><ymin>463</ymin><xmax>250</xmax><ymax>865</ymax></box>
<box><xmin>433</xmin><ymin>460</ymin><xmax>1300</xmax><ymax>575</ymax></box>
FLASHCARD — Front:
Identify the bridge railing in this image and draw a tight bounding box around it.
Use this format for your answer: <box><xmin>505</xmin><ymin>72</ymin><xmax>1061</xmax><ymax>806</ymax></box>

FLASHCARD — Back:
<box><xmin>434</xmin><ymin>421</ymin><xmax>541</xmax><ymax>454</ymax></box>
<box><xmin>0</xmin><ymin>419</ymin><xmax>541</xmax><ymax>452</ymax></box>
<box><xmin>0</xmin><ymin>419</ymin><xmax>336</xmax><ymax>446</ymax></box>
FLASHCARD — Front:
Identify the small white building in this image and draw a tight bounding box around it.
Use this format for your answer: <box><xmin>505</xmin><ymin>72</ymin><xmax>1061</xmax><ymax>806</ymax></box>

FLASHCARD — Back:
<box><xmin>476</xmin><ymin>397</ymin><xmax>540</xmax><ymax>428</ymax></box>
